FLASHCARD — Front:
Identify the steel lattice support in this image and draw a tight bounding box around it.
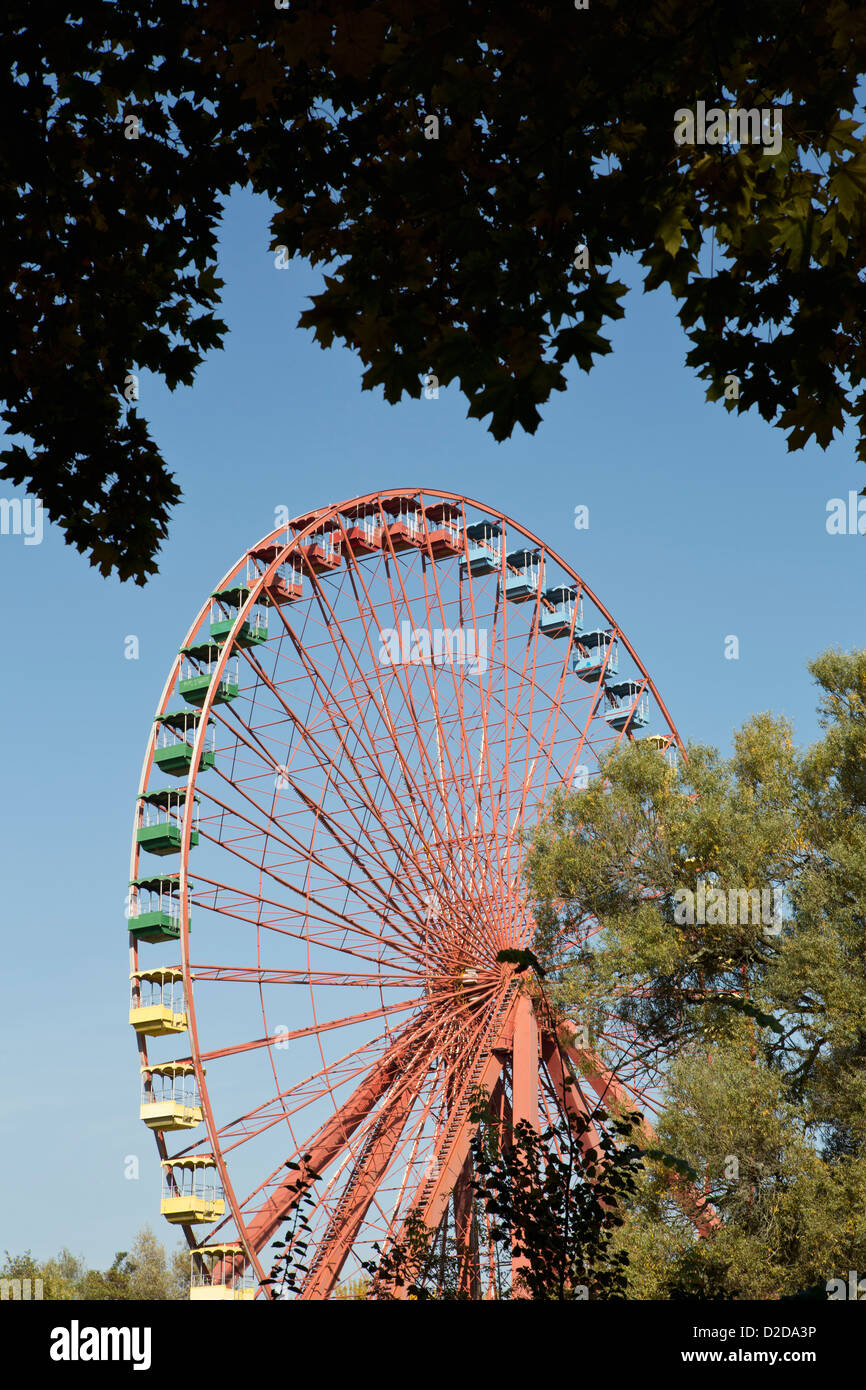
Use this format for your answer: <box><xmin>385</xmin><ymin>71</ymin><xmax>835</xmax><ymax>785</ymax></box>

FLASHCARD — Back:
<box><xmin>556</xmin><ymin>1020</ymin><xmax>719</xmax><ymax>1236</ymax></box>
<box><xmin>300</xmin><ymin>1081</ymin><xmax>418</xmax><ymax>1299</ymax></box>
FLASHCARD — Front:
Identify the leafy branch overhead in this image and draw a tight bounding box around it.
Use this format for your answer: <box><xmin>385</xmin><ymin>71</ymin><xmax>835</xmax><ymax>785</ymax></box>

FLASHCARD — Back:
<box><xmin>496</xmin><ymin>947</ymin><xmax>546</xmax><ymax>978</ymax></box>
<box><xmin>5</xmin><ymin>2</ymin><xmax>866</xmax><ymax>579</ymax></box>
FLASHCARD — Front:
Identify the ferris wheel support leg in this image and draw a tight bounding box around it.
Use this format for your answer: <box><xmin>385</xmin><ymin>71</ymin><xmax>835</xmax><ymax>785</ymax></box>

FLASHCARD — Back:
<box><xmin>511</xmin><ymin>993</ymin><xmax>540</xmax><ymax>1298</ymax></box>
<box><xmin>488</xmin><ymin>1076</ymin><xmax>512</xmax><ymax>1152</ymax></box>
<box><xmin>512</xmin><ymin>993</ymin><xmax>540</xmax><ymax>1133</ymax></box>
<box><xmin>416</xmin><ymin>993</ymin><xmax>518</xmax><ymax>1235</ymax></box>
<box><xmin>556</xmin><ymin>1022</ymin><xmax>720</xmax><ymax>1238</ymax></box>
<box><xmin>300</xmin><ymin>1086</ymin><xmax>416</xmax><ymax>1300</ymax></box>
<box><xmin>541</xmin><ymin>1033</ymin><xmax>605</xmax><ymax>1161</ymax></box>
<box><xmin>453</xmin><ymin>1156</ymin><xmax>481</xmax><ymax>1300</ymax></box>
<box><xmin>244</xmin><ymin>1045</ymin><xmax>404</xmax><ymax>1254</ymax></box>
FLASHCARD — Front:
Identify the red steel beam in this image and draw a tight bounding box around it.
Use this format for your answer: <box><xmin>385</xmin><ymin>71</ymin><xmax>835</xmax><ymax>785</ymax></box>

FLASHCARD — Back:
<box><xmin>511</xmin><ymin>993</ymin><xmax>540</xmax><ymax>1296</ymax></box>
<box><xmin>512</xmin><ymin>993</ymin><xmax>540</xmax><ymax>1133</ymax></box>
<box><xmin>556</xmin><ymin>1020</ymin><xmax>719</xmax><ymax>1236</ymax></box>
<box><xmin>416</xmin><ymin>995</ymin><xmax>516</xmax><ymax>1233</ymax></box>
<box><xmin>243</xmin><ymin>1042</ymin><xmax>405</xmax><ymax>1252</ymax></box>
<box><xmin>453</xmin><ymin>1156</ymin><xmax>481</xmax><ymax>1299</ymax></box>
<box><xmin>541</xmin><ymin>1032</ymin><xmax>604</xmax><ymax>1161</ymax></box>
<box><xmin>300</xmin><ymin>1082</ymin><xmax>417</xmax><ymax>1299</ymax></box>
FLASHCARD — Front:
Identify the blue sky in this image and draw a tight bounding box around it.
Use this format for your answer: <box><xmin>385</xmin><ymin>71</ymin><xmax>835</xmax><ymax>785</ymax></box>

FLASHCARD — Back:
<box><xmin>1</xmin><ymin>184</ymin><xmax>863</xmax><ymax>1270</ymax></box>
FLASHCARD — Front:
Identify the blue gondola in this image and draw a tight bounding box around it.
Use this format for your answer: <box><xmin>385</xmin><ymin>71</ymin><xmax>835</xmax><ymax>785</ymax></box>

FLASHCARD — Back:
<box><xmin>504</xmin><ymin>549</ymin><xmax>544</xmax><ymax>603</ymax></box>
<box><xmin>461</xmin><ymin>521</ymin><xmax>503</xmax><ymax>576</ymax></box>
<box><xmin>572</xmin><ymin>630</ymin><xmax>618</xmax><ymax>681</ymax></box>
<box><xmin>539</xmin><ymin>586</ymin><xmax>583</xmax><ymax>639</ymax></box>
<box><xmin>604</xmin><ymin>679</ymin><xmax>650</xmax><ymax>731</ymax></box>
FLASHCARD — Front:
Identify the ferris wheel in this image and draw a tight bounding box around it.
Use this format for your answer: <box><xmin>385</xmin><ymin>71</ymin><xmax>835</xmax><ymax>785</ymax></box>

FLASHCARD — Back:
<box><xmin>127</xmin><ymin>487</ymin><xmax>697</xmax><ymax>1301</ymax></box>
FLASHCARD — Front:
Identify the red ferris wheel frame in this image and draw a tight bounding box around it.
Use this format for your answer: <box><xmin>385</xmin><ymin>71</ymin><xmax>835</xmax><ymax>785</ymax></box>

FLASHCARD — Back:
<box><xmin>129</xmin><ymin>487</ymin><xmax>710</xmax><ymax>1300</ymax></box>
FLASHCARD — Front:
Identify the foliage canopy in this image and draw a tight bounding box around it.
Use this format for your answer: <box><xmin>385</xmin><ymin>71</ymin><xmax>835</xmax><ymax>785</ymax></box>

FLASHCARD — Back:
<box><xmin>5</xmin><ymin>3</ymin><xmax>866</xmax><ymax>579</ymax></box>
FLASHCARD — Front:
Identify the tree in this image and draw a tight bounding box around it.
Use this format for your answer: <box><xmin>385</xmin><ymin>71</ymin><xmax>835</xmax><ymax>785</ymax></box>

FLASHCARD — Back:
<box><xmin>0</xmin><ymin>1249</ymin><xmax>70</xmax><ymax>1300</ymax></box>
<box><xmin>524</xmin><ymin>647</ymin><xmax>866</xmax><ymax>1298</ymax></box>
<box><xmin>5</xmin><ymin>3</ymin><xmax>866</xmax><ymax>580</ymax></box>
<box><xmin>264</xmin><ymin>1157</ymin><xmax>320</xmax><ymax>1298</ymax></box>
<box><xmin>123</xmin><ymin>1224</ymin><xmax>182</xmax><ymax>1300</ymax></box>
<box><xmin>334</xmin><ymin>1276</ymin><xmax>370</xmax><ymax>1300</ymax></box>
<box><xmin>73</xmin><ymin>1227</ymin><xmax>187</xmax><ymax>1299</ymax></box>
<box><xmin>169</xmin><ymin>1244</ymin><xmax>192</xmax><ymax>1302</ymax></box>
<box><xmin>359</xmin><ymin>1100</ymin><xmax>644</xmax><ymax>1301</ymax></box>
<box><xmin>1</xmin><ymin>1228</ymin><xmax>190</xmax><ymax>1300</ymax></box>
<box><xmin>470</xmin><ymin>1107</ymin><xmax>642</xmax><ymax>1301</ymax></box>
<box><xmin>2</xmin><ymin>2</ymin><xmax>243</xmax><ymax>582</ymax></box>
<box><xmin>75</xmin><ymin>1251</ymin><xmax>135</xmax><ymax>1301</ymax></box>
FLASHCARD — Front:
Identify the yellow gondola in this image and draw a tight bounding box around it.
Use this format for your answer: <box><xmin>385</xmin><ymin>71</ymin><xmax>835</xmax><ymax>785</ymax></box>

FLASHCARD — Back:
<box><xmin>161</xmin><ymin>1156</ymin><xmax>225</xmax><ymax>1224</ymax></box>
<box><xmin>141</xmin><ymin>1062</ymin><xmax>202</xmax><ymax>1131</ymax></box>
<box><xmin>129</xmin><ymin>967</ymin><xmax>187</xmax><ymax>1036</ymax></box>
<box><xmin>190</xmin><ymin>1244</ymin><xmax>255</xmax><ymax>1300</ymax></box>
